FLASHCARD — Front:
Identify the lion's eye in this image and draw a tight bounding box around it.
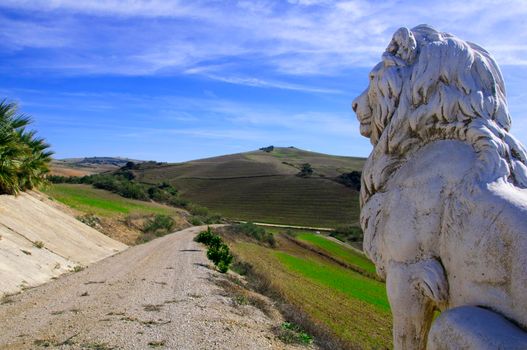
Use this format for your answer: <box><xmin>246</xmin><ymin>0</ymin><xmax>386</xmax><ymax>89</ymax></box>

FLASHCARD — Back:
<box><xmin>369</xmin><ymin>74</ymin><xmax>375</xmax><ymax>81</ymax></box>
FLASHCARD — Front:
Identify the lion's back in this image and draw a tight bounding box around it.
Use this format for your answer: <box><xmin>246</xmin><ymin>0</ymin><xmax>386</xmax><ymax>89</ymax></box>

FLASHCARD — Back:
<box><xmin>442</xmin><ymin>175</ymin><xmax>527</xmax><ymax>328</ymax></box>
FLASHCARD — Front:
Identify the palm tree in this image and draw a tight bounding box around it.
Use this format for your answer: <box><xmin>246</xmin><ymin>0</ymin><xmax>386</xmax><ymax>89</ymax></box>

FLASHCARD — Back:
<box><xmin>0</xmin><ymin>100</ymin><xmax>52</xmax><ymax>195</ymax></box>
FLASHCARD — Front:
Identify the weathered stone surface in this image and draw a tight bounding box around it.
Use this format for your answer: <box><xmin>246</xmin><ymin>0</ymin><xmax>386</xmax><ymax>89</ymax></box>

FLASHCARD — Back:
<box><xmin>427</xmin><ymin>306</ymin><xmax>527</xmax><ymax>350</ymax></box>
<box><xmin>353</xmin><ymin>24</ymin><xmax>527</xmax><ymax>349</ymax></box>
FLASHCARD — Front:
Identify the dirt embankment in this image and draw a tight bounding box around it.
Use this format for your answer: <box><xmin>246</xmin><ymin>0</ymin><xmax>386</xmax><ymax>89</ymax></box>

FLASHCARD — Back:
<box><xmin>0</xmin><ymin>191</ymin><xmax>127</xmax><ymax>297</ymax></box>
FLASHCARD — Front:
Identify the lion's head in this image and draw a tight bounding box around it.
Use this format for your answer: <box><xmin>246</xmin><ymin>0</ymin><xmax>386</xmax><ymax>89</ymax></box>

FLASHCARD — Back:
<box><xmin>353</xmin><ymin>24</ymin><xmax>527</xmax><ymax>206</ymax></box>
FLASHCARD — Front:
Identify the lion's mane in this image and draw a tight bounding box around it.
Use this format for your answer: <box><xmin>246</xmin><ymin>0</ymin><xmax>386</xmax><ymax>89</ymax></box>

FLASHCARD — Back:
<box><xmin>360</xmin><ymin>25</ymin><xmax>527</xmax><ymax>207</ymax></box>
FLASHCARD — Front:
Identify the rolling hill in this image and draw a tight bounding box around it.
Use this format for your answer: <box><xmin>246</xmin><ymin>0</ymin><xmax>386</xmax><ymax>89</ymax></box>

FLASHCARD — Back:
<box><xmin>51</xmin><ymin>157</ymin><xmax>149</xmax><ymax>177</ymax></box>
<box><xmin>132</xmin><ymin>147</ymin><xmax>365</xmax><ymax>228</ymax></box>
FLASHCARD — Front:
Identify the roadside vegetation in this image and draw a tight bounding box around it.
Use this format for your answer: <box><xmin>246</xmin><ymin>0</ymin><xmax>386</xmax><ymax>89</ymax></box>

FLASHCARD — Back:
<box><xmin>231</xmin><ymin>222</ymin><xmax>276</xmax><ymax>247</ymax></box>
<box><xmin>138</xmin><ymin>214</ymin><xmax>176</xmax><ymax>243</ymax></box>
<box><xmin>217</xmin><ymin>225</ymin><xmax>391</xmax><ymax>349</ymax></box>
<box><xmin>277</xmin><ymin>321</ymin><xmax>313</xmax><ymax>345</ymax></box>
<box><xmin>45</xmin><ymin>162</ymin><xmax>222</xmax><ymax>244</ymax></box>
<box><xmin>0</xmin><ymin>100</ymin><xmax>52</xmax><ymax>195</ymax></box>
<box><xmin>48</xmin><ymin>170</ymin><xmax>222</xmax><ymax>226</ymax></box>
<box><xmin>329</xmin><ymin>225</ymin><xmax>364</xmax><ymax>245</ymax></box>
<box><xmin>195</xmin><ymin>227</ymin><xmax>233</xmax><ymax>273</ymax></box>
<box><xmin>42</xmin><ymin>183</ymin><xmax>186</xmax><ymax>245</ymax></box>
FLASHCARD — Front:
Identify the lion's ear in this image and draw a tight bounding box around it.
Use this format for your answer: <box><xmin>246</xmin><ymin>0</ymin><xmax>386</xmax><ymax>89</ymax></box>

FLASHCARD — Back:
<box><xmin>384</xmin><ymin>27</ymin><xmax>417</xmax><ymax>66</ymax></box>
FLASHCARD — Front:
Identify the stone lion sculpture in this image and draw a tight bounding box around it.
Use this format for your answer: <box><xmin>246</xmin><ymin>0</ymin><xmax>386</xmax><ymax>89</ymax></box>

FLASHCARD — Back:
<box><xmin>352</xmin><ymin>24</ymin><xmax>527</xmax><ymax>349</ymax></box>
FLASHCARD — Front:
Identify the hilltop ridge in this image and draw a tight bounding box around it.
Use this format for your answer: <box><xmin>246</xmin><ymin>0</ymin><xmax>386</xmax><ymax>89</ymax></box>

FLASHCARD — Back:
<box><xmin>132</xmin><ymin>147</ymin><xmax>365</xmax><ymax>228</ymax></box>
<box><xmin>51</xmin><ymin>147</ymin><xmax>365</xmax><ymax>227</ymax></box>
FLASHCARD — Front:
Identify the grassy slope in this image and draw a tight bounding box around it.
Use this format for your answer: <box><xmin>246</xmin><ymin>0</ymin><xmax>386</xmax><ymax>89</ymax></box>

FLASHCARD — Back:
<box><xmin>43</xmin><ymin>184</ymin><xmax>180</xmax><ymax>218</ymax></box>
<box><xmin>231</xmin><ymin>235</ymin><xmax>392</xmax><ymax>349</ymax></box>
<box><xmin>296</xmin><ymin>233</ymin><xmax>376</xmax><ymax>274</ymax></box>
<box><xmin>134</xmin><ymin>147</ymin><xmax>365</xmax><ymax>227</ymax></box>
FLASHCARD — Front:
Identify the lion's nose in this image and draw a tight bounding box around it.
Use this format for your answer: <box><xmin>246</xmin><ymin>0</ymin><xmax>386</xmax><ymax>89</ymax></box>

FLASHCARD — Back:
<box><xmin>352</xmin><ymin>101</ymin><xmax>358</xmax><ymax>112</ymax></box>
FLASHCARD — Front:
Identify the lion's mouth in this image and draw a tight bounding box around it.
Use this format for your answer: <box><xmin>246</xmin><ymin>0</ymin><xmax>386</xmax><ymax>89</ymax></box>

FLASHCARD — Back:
<box><xmin>358</xmin><ymin>115</ymin><xmax>372</xmax><ymax>137</ymax></box>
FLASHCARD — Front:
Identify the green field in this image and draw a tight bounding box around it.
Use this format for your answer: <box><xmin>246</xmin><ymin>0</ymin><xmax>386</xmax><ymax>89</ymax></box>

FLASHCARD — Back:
<box><xmin>296</xmin><ymin>233</ymin><xmax>376</xmax><ymax>274</ymax></box>
<box><xmin>133</xmin><ymin>147</ymin><xmax>365</xmax><ymax>227</ymax></box>
<box><xmin>276</xmin><ymin>252</ymin><xmax>388</xmax><ymax>311</ymax></box>
<box><xmin>229</xmin><ymin>234</ymin><xmax>392</xmax><ymax>349</ymax></box>
<box><xmin>43</xmin><ymin>184</ymin><xmax>180</xmax><ymax>217</ymax></box>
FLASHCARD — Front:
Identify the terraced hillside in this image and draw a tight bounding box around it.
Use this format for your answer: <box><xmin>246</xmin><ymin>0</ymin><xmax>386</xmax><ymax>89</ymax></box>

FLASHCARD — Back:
<box><xmin>133</xmin><ymin>147</ymin><xmax>365</xmax><ymax>227</ymax></box>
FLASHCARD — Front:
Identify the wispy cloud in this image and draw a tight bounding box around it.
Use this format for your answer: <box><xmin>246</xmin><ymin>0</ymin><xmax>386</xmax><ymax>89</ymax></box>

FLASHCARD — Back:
<box><xmin>0</xmin><ymin>0</ymin><xmax>210</xmax><ymax>18</ymax></box>
<box><xmin>190</xmin><ymin>72</ymin><xmax>344</xmax><ymax>94</ymax></box>
<box><xmin>2</xmin><ymin>0</ymin><xmax>527</xmax><ymax>80</ymax></box>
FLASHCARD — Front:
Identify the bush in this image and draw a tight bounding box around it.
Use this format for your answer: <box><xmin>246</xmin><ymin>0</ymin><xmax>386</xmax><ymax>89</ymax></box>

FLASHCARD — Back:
<box><xmin>77</xmin><ymin>214</ymin><xmax>102</xmax><ymax>229</ymax></box>
<box><xmin>142</xmin><ymin>214</ymin><xmax>175</xmax><ymax>236</ymax></box>
<box><xmin>189</xmin><ymin>209</ymin><xmax>222</xmax><ymax>226</ymax></box>
<box><xmin>207</xmin><ymin>243</ymin><xmax>233</xmax><ymax>273</ymax></box>
<box><xmin>195</xmin><ymin>227</ymin><xmax>233</xmax><ymax>273</ymax></box>
<box><xmin>188</xmin><ymin>203</ymin><xmax>210</xmax><ymax>217</ymax></box>
<box><xmin>195</xmin><ymin>226</ymin><xmax>215</xmax><ymax>244</ymax></box>
<box><xmin>233</xmin><ymin>222</ymin><xmax>276</xmax><ymax>247</ymax></box>
<box><xmin>330</xmin><ymin>225</ymin><xmax>363</xmax><ymax>242</ymax></box>
<box><xmin>277</xmin><ymin>322</ymin><xmax>313</xmax><ymax>345</ymax></box>
<box><xmin>190</xmin><ymin>216</ymin><xmax>203</xmax><ymax>226</ymax></box>
<box><xmin>231</xmin><ymin>259</ymin><xmax>252</xmax><ymax>276</ymax></box>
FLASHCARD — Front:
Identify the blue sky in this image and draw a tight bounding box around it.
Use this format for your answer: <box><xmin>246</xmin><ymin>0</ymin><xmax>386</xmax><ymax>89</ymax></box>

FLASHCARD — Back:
<box><xmin>1</xmin><ymin>0</ymin><xmax>526</xmax><ymax>162</ymax></box>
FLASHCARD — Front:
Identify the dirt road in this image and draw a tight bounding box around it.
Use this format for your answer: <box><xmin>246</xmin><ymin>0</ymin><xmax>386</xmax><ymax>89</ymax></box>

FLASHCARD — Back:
<box><xmin>0</xmin><ymin>226</ymin><xmax>297</xmax><ymax>349</ymax></box>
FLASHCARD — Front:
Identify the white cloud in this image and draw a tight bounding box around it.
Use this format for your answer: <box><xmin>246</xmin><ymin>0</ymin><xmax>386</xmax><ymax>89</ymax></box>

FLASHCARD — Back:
<box><xmin>1</xmin><ymin>0</ymin><xmax>527</xmax><ymax>79</ymax></box>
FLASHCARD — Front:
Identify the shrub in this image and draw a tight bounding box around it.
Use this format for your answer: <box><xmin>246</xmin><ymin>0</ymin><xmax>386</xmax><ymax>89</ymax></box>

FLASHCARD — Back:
<box><xmin>233</xmin><ymin>222</ymin><xmax>276</xmax><ymax>247</ymax></box>
<box><xmin>196</xmin><ymin>227</ymin><xmax>233</xmax><ymax>273</ymax></box>
<box><xmin>231</xmin><ymin>259</ymin><xmax>252</xmax><ymax>276</ymax></box>
<box><xmin>72</xmin><ymin>265</ymin><xmax>84</xmax><ymax>272</ymax></box>
<box><xmin>190</xmin><ymin>216</ymin><xmax>203</xmax><ymax>226</ymax></box>
<box><xmin>33</xmin><ymin>241</ymin><xmax>44</xmax><ymax>249</ymax></box>
<box><xmin>77</xmin><ymin>214</ymin><xmax>102</xmax><ymax>229</ymax></box>
<box><xmin>277</xmin><ymin>322</ymin><xmax>313</xmax><ymax>345</ymax></box>
<box><xmin>207</xmin><ymin>243</ymin><xmax>233</xmax><ymax>273</ymax></box>
<box><xmin>142</xmin><ymin>214</ymin><xmax>175</xmax><ymax>236</ymax></box>
<box><xmin>195</xmin><ymin>226</ymin><xmax>215</xmax><ymax>245</ymax></box>
<box><xmin>330</xmin><ymin>225</ymin><xmax>363</xmax><ymax>242</ymax></box>
<box><xmin>188</xmin><ymin>203</ymin><xmax>210</xmax><ymax>217</ymax></box>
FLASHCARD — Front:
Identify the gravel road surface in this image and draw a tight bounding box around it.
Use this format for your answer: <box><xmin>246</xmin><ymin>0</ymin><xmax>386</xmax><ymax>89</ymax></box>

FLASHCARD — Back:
<box><xmin>0</xmin><ymin>226</ymin><xmax>302</xmax><ymax>350</ymax></box>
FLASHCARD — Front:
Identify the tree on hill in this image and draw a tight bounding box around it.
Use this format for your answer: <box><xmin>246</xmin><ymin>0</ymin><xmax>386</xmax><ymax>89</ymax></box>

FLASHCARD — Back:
<box><xmin>297</xmin><ymin>163</ymin><xmax>314</xmax><ymax>177</ymax></box>
<box><xmin>0</xmin><ymin>101</ymin><xmax>52</xmax><ymax>195</ymax></box>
